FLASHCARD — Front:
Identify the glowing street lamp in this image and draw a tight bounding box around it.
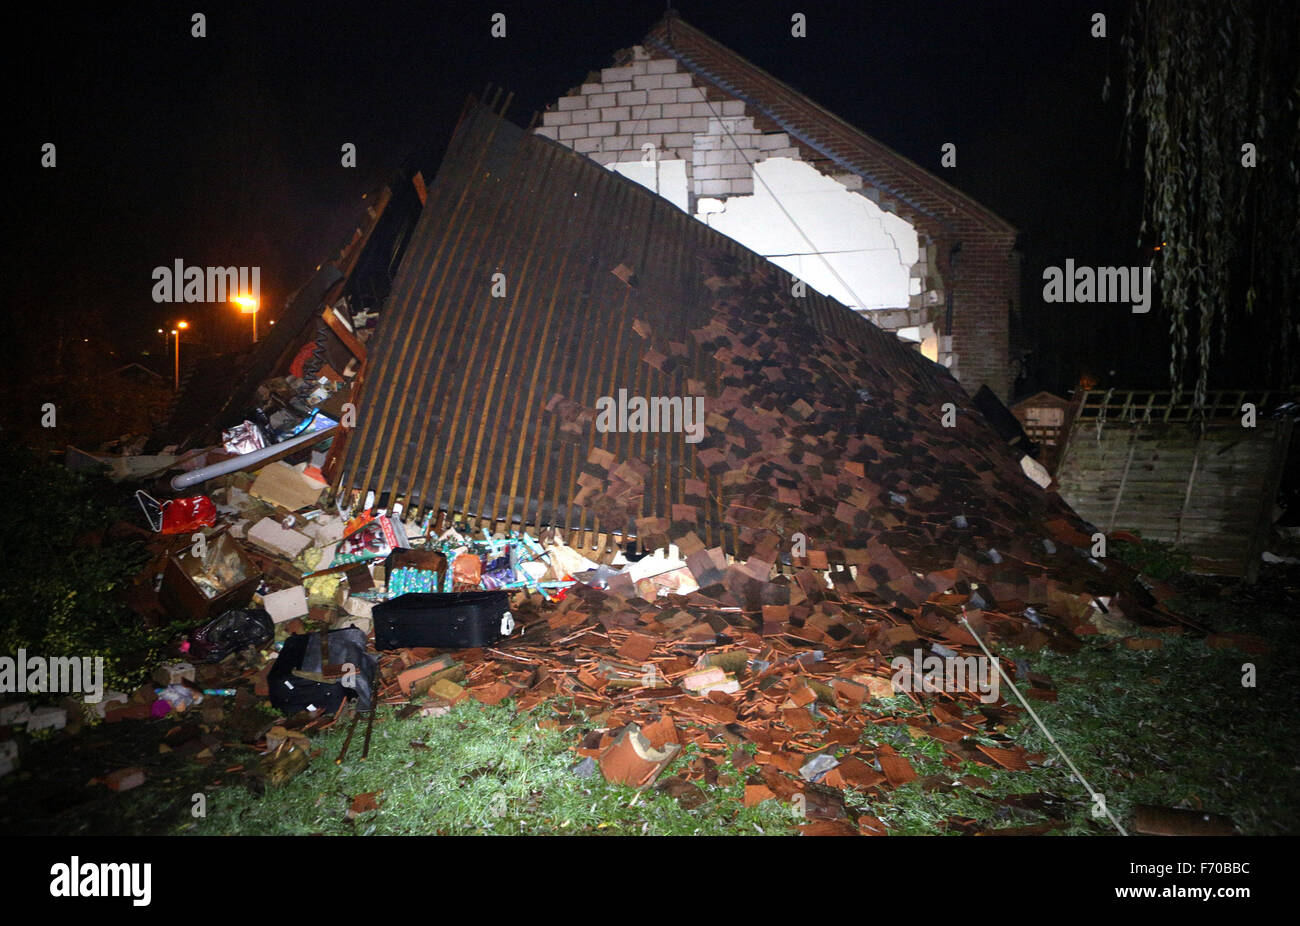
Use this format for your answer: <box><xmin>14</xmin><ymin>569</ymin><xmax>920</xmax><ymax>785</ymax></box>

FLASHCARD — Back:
<box><xmin>172</xmin><ymin>321</ymin><xmax>188</xmax><ymax>390</ymax></box>
<box><xmin>231</xmin><ymin>295</ymin><xmax>259</xmax><ymax>343</ymax></box>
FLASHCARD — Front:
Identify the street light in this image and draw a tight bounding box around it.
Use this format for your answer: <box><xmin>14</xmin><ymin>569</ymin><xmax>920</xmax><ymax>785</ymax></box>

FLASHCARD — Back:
<box><xmin>231</xmin><ymin>295</ymin><xmax>259</xmax><ymax>343</ymax></box>
<box><xmin>172</xmin><ymin>321</ymin><xmax>188</xmax><ymax>390</ymax></box>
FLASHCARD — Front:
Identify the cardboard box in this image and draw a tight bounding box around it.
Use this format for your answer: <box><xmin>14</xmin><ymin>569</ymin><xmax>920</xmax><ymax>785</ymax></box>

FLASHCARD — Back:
<box><xmin>160</xmin><ymin>533</ymin><xmax>262</xmax><ymax>623</ymax></box>
<box><xmin>384</xmin><ymin>548</ymin><xmax>448</xmax><ymax>592</ymax></box>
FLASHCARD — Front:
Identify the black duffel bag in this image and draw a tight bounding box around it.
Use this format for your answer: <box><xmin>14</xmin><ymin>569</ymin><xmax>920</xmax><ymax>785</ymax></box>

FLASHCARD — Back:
<box><xmin>268</xmin><ymin>627</ymin><xmax>378</xmax><ymax>713</ymax></box>
<box><xmin>372</xmin><ymin>591</ymin><xmax>515</xmax><ymax>651</ymax></box>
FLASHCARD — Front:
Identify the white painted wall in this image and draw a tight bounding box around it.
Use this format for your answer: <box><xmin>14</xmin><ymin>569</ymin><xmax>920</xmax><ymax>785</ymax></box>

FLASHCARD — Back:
<box><xmin>537</xmin><ymin>50</ymin><xmax>924</xmax><ymax>318</ymax></box>
<box><xmin>609</xmin><ymin>159</ymin><xmax>690</xmax><ymax>213</ymax></box>
<box><xmin>694</xmin><ymin>158</ymin><xmax>919</xmax><ymax>313</ymax></box>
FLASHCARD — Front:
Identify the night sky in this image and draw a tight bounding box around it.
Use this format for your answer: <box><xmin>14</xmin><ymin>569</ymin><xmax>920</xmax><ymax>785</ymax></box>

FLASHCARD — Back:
<box><xmin>12</xmin><ymin>1</ymin><xmax>1172</xmax><ymax>395</ymax></box>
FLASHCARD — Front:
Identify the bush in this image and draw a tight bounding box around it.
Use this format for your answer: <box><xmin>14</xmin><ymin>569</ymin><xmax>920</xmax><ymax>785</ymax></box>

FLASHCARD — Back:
<box><xmin>1110</xmin><ymin>533</ymin><xmax>1193</xmax><ymax>580</ymax></box>
<box><xmin>0</xmin><ymin>446</ymin><xmax>178</xmax><ymax>694</ymax></box>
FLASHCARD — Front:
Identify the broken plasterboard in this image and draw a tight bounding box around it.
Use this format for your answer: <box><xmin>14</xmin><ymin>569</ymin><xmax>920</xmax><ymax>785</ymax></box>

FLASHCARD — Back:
<box><xmin>250</xmin><ymin>461</ymin><xmax>326</xmax><ymax>511</ymax></box>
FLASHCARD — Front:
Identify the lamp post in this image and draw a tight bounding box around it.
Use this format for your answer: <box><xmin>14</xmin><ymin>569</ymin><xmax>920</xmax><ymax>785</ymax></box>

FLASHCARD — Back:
<box><xmin>231</xmin><ymin>295</ymin><xmax>259</xmax><ymax>343</ymax></box>
<box><xmin>172</xmin><ymin>321</ymin><xmax>188</xmax><ymax>390</ymax></box>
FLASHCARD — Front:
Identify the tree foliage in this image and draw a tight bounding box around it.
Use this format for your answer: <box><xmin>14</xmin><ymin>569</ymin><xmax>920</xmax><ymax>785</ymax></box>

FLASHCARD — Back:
<box><xmin>1116</xmin><ymin>0</ymin><xmax>1299</xmax><ymax>405</ymax></box>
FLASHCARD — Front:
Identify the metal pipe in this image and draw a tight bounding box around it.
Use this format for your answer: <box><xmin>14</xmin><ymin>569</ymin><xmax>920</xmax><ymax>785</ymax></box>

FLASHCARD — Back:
<box><xmin>170</xmin><ymin>425</ymin><xmax>338</xmax><ymax>491</ymax></box>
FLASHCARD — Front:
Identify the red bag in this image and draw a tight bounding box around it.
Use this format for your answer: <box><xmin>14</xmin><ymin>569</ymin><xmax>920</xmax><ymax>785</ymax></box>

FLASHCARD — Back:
<box><xmin>161</xmin><ymin>496</ymin><xmax>217</xmax><ymax>534</ymax></box>
<box><xmin>137</xmin><ymin>491</ymin><xmax>217</xmax><ymax>534</ymax></box>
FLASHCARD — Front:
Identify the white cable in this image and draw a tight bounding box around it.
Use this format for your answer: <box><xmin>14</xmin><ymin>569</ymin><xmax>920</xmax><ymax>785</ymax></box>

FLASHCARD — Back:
<box><xmin>699</xmin><ymin>95</ymin><xmax>872</xmax><ymax>312</ymax></box>
<box><xmin>960</xmin><ymin>608</ymin><xmax>1128</xmax><ymax>836</ymax></box>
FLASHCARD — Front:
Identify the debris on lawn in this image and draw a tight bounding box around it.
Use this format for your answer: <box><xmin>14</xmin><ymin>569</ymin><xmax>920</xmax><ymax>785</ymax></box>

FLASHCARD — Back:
<box><xmin>5</xmin><ymin>99</ymin><xmax>1248</xmax><ymax>837</ymax></box>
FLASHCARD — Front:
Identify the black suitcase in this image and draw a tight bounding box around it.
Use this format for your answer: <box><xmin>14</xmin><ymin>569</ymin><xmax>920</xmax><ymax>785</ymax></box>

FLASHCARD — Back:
<box><xmin>372</xmin><ymin>591</ymin><xmax>515</xmax><ymax>651</ymax></box>
<box><xmin>268</xmin><ymin>627</ymin><xmax>378</xmax><ymax>713</ymax></box>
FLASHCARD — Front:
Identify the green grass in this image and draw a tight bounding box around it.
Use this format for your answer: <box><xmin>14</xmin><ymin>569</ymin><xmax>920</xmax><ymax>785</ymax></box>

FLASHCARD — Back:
<box><xmin>183</xmin><ymin>701</ymin><xmax>803</xmax><ymax>836</ymax></box>
<box><xmin>1000</xmin><ymin>630</ymin><xmax>1300</xmax><ymax>836</ymax></box>
<box><xmin>181</xmin><ymin>594</ymin><xmax>1300</xmax><ymax>836</ymax></box>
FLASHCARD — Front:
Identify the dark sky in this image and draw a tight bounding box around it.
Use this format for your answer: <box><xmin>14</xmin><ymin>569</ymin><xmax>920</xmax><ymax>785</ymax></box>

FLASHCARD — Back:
<box><xmin>13</xmin><ymin>0</ymin><xmax>1162</xmax><ymax>393</ymax></box>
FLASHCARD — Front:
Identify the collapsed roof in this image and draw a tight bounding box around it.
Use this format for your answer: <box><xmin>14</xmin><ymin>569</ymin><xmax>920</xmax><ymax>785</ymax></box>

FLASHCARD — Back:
<box><xmin>331</xmin><ymin>97</ymin><xmax>1172</xmax><ymax>630</ymax></box>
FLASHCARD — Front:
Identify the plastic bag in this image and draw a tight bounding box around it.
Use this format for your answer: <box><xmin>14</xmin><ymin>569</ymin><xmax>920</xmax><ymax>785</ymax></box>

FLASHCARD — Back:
<box><xmin>188</xmin><ymin>608</ymin><xmax>275</xmax><ymax>663</ymax></box>
<box><xmin>161</xmin><ymin>495</ymin><xmax>217</xmax><ymax>534</ymax></box>
<box><xmin>222</xmin><ymin>420</ymin><xmax>266</xmax><ymax>454</ymax></box>
<box><xmin>451</xmin><ymin>552</ymin><xmax>483</xmax><ymax>590</ymax></box>
<box><xmin>136</xmin><ymin>490</ymin><xmax>217</xmax><ymax>534</ymax></box>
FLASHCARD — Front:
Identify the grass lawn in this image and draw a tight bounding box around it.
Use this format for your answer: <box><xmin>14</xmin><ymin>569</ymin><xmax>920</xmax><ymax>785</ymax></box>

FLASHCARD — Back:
<box><xmin>179</xmin><ymin>568</ymin><xmax>1299</xmax><ymax>836</ymax></box>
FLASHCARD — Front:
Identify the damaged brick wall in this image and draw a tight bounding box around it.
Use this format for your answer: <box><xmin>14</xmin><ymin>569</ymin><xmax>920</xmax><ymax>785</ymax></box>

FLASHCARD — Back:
<box><xmin>535</xmin><ymin>15</ymin><xmax>1018</xmax><ymax>400</ymax></box>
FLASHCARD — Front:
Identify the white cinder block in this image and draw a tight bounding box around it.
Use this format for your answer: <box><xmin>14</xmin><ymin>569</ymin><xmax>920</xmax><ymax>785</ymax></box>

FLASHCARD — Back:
<box><xmin>588</xmin><ymin>122</ymin><xmax>616</xmax><ymax>137</ymax></box>
<box><xmin>591</xmin><ymin>150</ymin><xmax>620</xmax><ymax>165</ymax></box>
<box><xmin>558</xmin><ymin>124</ymin><xmax>587</xmax><ymax>140</ymax></box>
<box><xmin>730</xmin><ymin>178</ymin><xmax>754</xmax><ymax>196</ymax></box>
<box><xmin>662</xmin><ymin>73</ymin><xmax>692</xmax><ymax>88</ymax></box>
<box><xmin>247</xmin><ymin>518</ymin><xmax>312</xmax><ymax>559</ymax></box>
<box><xmin>693</xmin><ymin>164</ymin><xmax>721</xmax><ymax>180</ymax></box>
<box><xmin>771</xmin><ymin>147</ymin><xmax>801</xmax><ymax>158</ymax></box>
<box><xmin>648</xmin><ymin>118</ymin><xmax>679</xmax><ymax>133</ymax></box>
<box><xmin>534</xmin><ymin>125</ymin><xmax>558</xmax><ymax>140</ymax></box>
<box><xmin>573</xmin><ymin>136</ymin><xmax>601</xmax><ymax>152</ymax></box>
<box><xmin>677</xmin><ymin>87</ymin><xmax>705</xmax><ymax>103</ymax></box>
<box><xmin>604</xmin><ymin>81</ymin><xmax>633</xmax><ymax>92</ymax></box>
<box><xmin>92</xmin><ymin>691</ymin><xmax>129</xmax><ymax>718</ymax></box>
<box><xmin>759</xmin><ymin>132</ymin><xmax>789</xmax><ymax>149</ymax></box>
<box><xmin>627</xmin><ymin>61</ymin><xmax>649</xmax><ymax>75</ymax></box>
<box><xmin>647</xmin><ymin>58</ymin><xmax>678</xmax><ymax>74</ymax></box>
<box><xmin>0</xmin><ymin>702</ymin><xmax>31</xmax><ymax>726</ymax></box>
<box><xmin>708</xmin><ymin>117</ymin><xmax>754</xmax><ymax>135</ymax></box>
<box><xmin>558</xmin><ymin>95</ymin><xmax>585</xmax><ymax>111</ymax></box>
<box><xmin>27</xmin><ymin>706</ymin><xmax>66</xmax><ymax>731</ymax></box>
<box><xmin>580</xmin><ymin>83</ymin><xmax>604</xmax><ymax>95</ymax></box>
<box><xmin>262</xmin><ymin>585</ymin><xmax>309</xmax><ymax>623</ymax></box>
<box><xmin>589</xmin><ymin>92</ymin><xmax>617</xmax><ymax>108</ymax></box>
<box><xmin>664</xmin><ymin>132</ymin><xmax>694</xmax><ymax>147</ymax></box>
<box><xmin>721</xmin><ymin>100</ymin><xmax>746</xmax><ymax>116</ymax></box>
<box><xmin>720</xmin><ymin>163</ymin><xmax>751</xmax><ymax>179</ymax></box>
<box><xmin>601</xmin><ymin>67</ymin><xmax>634</xmax><ymax>82</ymax></box>
<box><xmin>571</xmin><ymin>108</ymin><xmax>599</xmax><ymax>124</ymax></box>
<box><xmin>344</xmin><ymin>596</ymin><xmax>373</xmax><ymax>619</ymax></box>
<box><xmin>633</xmin><ymin>74</ymin><xmax>664</xmax><ymax>90</ymax></box>
<box><xmin>663</xmin><ymin>103</ymin><xmax>693</xmax><ymax>118</ymax></box>
<box><xmin>604</xmin><ymin>135</ymin><xmax>634</xmax><ymax>150</ymax></box>
<box><xmin>679</xmin><ymin>117</ymin><xmax>708</xmax><ymax>132</ymax></box>
<box><xmin>704</xmin><ymin>149</ymin><xmax>734</xmax><ymax>165</ymax></box>
<box><xmin>647</xmin><ymin>88</ymin><xmax>677</xmax><ymax>104</ymax></box>
<box><xmin>692</xmin><ymin>102</ymin><xmax>718</xmax><ymax>118</ymax></box>
<box><xmin>617</xmin><ymin>90</ymin><xmax>648</xmax><ymax>106</ymax></box>
<box><xmin>699</xmin><ymin>179</ymin><xmax>730</xmax><ymax>196</ymax></box>
<box><xmin>634</xmin><ymin>104</ymin><xmax>663</xmax><ymax>120</ymax></box>
<box><xmin>601</xmin><ymin>106</ymin><xmax>631</xmax><ymax>122</ymax></box>
<box><xmin>631</xmin><ymin>134</ymin><xmax>664</xmax><ymax>150</ymax></box>
<box><xmin>542</xmin><ymin>110</ymin><xmax>571</xmax><ymax>127</ymax></box>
